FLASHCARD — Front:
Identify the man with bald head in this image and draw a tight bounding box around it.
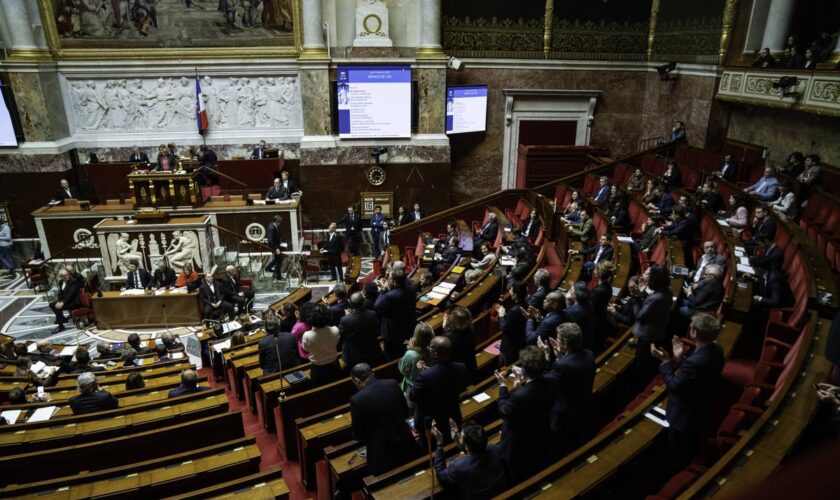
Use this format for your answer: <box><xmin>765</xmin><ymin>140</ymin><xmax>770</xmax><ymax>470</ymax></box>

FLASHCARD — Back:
<box><xmin>49</xmin><ymin>269</ymin><xmax>83</xmax><ymax>333</ymax></box>
<box><xmin>221</xmin><ymin>265</ymin><xmax>254</xmax><ymax>315</ymax></box>
<box><xmin>168</xmin><ymin>369</ymin><xmax>209</xmax><ymax>398</ymax></box>
<box><xmin>54</xmin><ymin>178</ymin><xmax>80</xmax><ymax>203</ymax></box>
<box><xmin>411</xmin><ymin>336</ymin><xmax>468</xmax><ymax>452</ymax></box>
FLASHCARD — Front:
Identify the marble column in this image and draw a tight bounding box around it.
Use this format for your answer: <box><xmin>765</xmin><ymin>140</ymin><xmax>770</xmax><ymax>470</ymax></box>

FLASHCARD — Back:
<box><xmin>416</xmin><ymin>0</ymin><xmax>445</xmax><ymax>59</ymax></box>
<box><xmin>300</xmin><ymin>0</ymin><xmax>328</xmax><ymax>59</ymax></box>
<box><xmin>760</xmin><ymin>0</ymin><xmax>796</xmax><ymax>52</ymax></box>
<box><xmin>0</xmin><ymin>0</ymin><xmax>37</xmax><ymax>49</ymax></box>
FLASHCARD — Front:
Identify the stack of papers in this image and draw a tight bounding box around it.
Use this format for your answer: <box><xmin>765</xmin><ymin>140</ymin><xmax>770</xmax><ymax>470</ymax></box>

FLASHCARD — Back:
<box><xmin>472</xmin><ymin>392</ymin><xmax>491</xmax><ymax>403</ymax></box>
<box><xmin>121</xmin><ymin>289</ymin><xmax>146</xmax><ymax>296</ymax></box>
<box><xmin>617</xmin><ymin>235</ymin><xmax>635</xmax><ymax>243</ymax></box>
<box><xmin>212</xmin><ymin>339</ymin><xmax>232</xmax><ymax>353</ymax></box>
<box><xmin>221</xmin><ymin>321</ymin><xmax>242</xmax><ymax>335</ymax></box>
<box><xmin>426</xmin><ymin>291</ymin><xmax>447</xmax><ymax>301</ymax></box>
<box><xmin>736</xmin><ymin>264</ymin><xmax>755</xmax><ymax>275</ymax></box>
<box><xmin>27</xmin><ymin>406</ymin><xmax>57</xmax><ymax>423</ymax></box>
<box><xmin>1</xmin><ymin>409</ymin><xmax>22</xmax><ymax>424</ymax></box>
<box><xmin>59</xmin><ymin>346</ymin><xmax>77</xmax><ymax>356</ymax></box>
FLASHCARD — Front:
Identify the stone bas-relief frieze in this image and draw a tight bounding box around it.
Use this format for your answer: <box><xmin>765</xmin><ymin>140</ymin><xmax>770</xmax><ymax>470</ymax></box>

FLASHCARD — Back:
<box><xmin>67</xmin><ymin>75</ymin><xmax>301</xmax><ymax>134</ymax></box>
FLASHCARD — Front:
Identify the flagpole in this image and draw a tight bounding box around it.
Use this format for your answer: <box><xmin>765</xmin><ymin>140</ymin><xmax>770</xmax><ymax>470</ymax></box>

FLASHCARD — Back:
<box><xmin>195</xmin><ymin>67</ymin><xmax>207</xmax><ymax>147</ymax></box>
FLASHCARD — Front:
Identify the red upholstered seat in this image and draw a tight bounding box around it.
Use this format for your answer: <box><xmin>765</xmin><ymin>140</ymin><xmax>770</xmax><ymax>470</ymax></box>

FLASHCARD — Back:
<box><xmin>71</xmin><ymin>292</ymin><xmax>95</xmax><ymax>327</ymax></box>
<box><xmin>543</xmin><ymin>243</ymin><xmax>564</xmax><ymax>286</ymax></box>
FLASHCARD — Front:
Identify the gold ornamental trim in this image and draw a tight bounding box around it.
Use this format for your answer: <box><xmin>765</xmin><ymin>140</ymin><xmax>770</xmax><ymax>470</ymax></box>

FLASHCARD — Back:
<box><xmin>35</xmin><ymin>0</ymin><xmax>302</xmax><ymax>60</ymax></box>
<box><xmin>363</xmin><ymin>14</ymin><xmax>383</xmax><ymax>35</ymax></box>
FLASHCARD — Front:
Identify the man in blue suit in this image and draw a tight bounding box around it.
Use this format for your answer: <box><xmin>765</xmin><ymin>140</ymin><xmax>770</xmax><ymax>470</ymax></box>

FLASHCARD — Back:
<box><xmin>167</xmin><ymin>369</ymin><xmax>210</xmax><ymax>398</ymax></box>
<box><xmin>496</xmin><ymin>345</ymin><xmax>553</xmax><ymax>482</ymax></box>
<box><xmin>370</xmin><ymin>205</ymin><xmax>386</xmax><ymax>258</ymax></box>
<box><xmin>374</xmin><ymin>267</ymin><xmax>417</xmax><ymax>360</ymax></box>
<box><xmin>542</xmin><ymin>323</ymin><xmax>596</xmax><ymax>455</ymax></box>
<box><xmin>431</xmin><ymin>420</ymin><xmax>507</xmax><ymax>499</ymax></box>
<box><xmin>411</xmin><ymin>336</ymin><xmax>467</xmax><ymax>453</ymax></box>
<box><xmin>525</xmin><ymin>291</ymin><xmax>565</xmax><ymax>345</ymax></box>
<box><xmin>652</xmin><ymin>313</ymin><xmax>724</xmax><ymax>470</ymax></box>
<box><xmin>592</xmin><ymin>176</ymin><xmax>611</xmax><ymax>208</ymax></box>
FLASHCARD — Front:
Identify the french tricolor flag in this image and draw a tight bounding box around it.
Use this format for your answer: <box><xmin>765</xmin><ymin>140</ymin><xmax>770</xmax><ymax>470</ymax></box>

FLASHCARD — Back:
<box><xmin>195</xmin><ymin>75</ymin><xmax>208</xmax><ymax>135</ymax></box>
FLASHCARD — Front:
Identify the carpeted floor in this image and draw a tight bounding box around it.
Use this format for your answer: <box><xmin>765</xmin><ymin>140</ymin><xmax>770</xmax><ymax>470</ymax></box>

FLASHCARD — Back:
<box><xmin>201</xmin><ymin>367</ymin><xmax>313</xmax><ymax>500</ymax></box>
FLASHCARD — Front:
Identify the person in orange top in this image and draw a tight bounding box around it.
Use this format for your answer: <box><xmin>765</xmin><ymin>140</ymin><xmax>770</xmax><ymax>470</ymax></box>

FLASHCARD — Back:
<box><xmin>175</xmin><ymin>262</ymin><xmax>200</xmax><ymax>288</ymax></box>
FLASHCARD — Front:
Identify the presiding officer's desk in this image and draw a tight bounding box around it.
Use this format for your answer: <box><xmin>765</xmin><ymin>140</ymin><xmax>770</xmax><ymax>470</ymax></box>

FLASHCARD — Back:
<box><xmin>92</xmin><ymin>290</ymin><xmax>201</xmax><ymax>329</ymax></box>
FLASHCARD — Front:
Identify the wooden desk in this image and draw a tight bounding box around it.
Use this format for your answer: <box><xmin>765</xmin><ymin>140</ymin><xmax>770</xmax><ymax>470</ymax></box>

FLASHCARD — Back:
<box><xmin>128</xmin><ymin>171</ymin><xmax>201</xmax><ymax>208</ymax></box>
<box><xmin>91</xmin><ymin>290</ymin><xmax>201</xmax><ymax>329</ymax></box>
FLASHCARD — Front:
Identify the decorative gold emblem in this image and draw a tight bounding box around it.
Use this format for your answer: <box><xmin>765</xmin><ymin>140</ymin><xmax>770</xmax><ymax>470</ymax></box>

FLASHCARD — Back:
<box><xmin>367</xmin><ymin>166</ymin><xmax>386</xmax><ymax>186</ymax></box>
<box><xmin>363</xmin><ymin>14</ymin><xmax>383</xmax><ymax>35</ymax></box>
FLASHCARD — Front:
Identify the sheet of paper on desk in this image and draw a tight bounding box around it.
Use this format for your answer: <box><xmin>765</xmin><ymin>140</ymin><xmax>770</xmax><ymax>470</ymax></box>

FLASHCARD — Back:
<box><xmin>121</xmin><ymin>289</ymin><xmax>145</xmax><ymax>296</ymax></box>
<box><xmin>500</xmin><ymin>257</ymin><xmax>516</xmax><ymax>266</ymax></box>
<box><xmin>617</xmin><ymin>235</ymin><xmax>635</xmax><ymax>243</ymax></box>
<box><xmin>738</xmin><ymin>256</ymin><xmax>751</xmax><ymax>265</ymax></box>
<box><xmin>427</xmin><ymin>291</ymin><xmax>447</xmax><ymax>300</ymax></box>
<box><xmin>60</xmin><ymin>346</ymin><xmax>77</xmax><ymax>356</ymax></box>
<box><xmin>27</xmin><ymin>406</ymin><xmax>57</xmax><ymax>423</ymax></box>
<box><xmin>222</xmin><ymin>321</ymin><xmax>242</xmax><ymax>334</ymax></box>
<box><xmin>172</xmin><ymin>352</ymin><xmax>184</xmax><ymax>359</ymax></box>
<box><xmin>437</xmin><ymin>282</ymin><xmax>456</xmax><ymax>290</ymax></box>
<box><xmin>734</xmin><ymin>246</ymin><xmax>745</xmax><ymax>255</ymax></box>
<box><xmin>252</xmin><ymin>200</ymin><xmax>266</xmax><ymax>205</ymax></box>
<box><xmin>472</xmin><ymin>392</ymin><xmax>491</xmax><ymax>403</ymax></box>
<box><xmin>27</xmin><ymin>343</ymin><xmax>38</xmax><ymax>353</ymax></box>
<box><xmin>213</xmin><ymin>339</ymin><xmax>232</xmax><ymax>353</ymax></box>
<box><xmin>31</xmin><ymin>361</ymin><xmax>47</xmax><ymax>374</ymax></box>
<box><xmin>431</xmin><ymin>286</ymin><xmax>451</xmax><ymax>295</ymax></box>
<box><xmin>1</xmin><ymin>409</ymin><xmax>22</xmax><ymax>424</ymax></box>
<box><xmin>716</xmin><ymin>219</ymin><xmax>730</xmax><ymax>227</ymax></box>
<box><xmin>736</xmin><ymin>264</ymin><xmax>755</xmax><ymax>275</ymax></box>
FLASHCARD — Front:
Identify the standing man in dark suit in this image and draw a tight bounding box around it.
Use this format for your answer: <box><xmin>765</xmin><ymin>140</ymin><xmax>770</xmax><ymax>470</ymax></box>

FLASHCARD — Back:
<box><xmin>430</xmin><ymin>420</ymin><xmax>507</xmax><ymax>499</ymax></box>
<box><xmin>652</xmin><ymin>313</ymin><xmax>724</xmax><ymax>470</ymax></box>
<box><xmin>370</xmin><ymin>205</ymin><xmax>386</xmax><ymax>258</ymax></box>
<box><xmin>50</xmin><ymin>269</ymin><xmax>83</xmax><ymax>333</ymax></box>
<box><xmin>199</xmin><ymin>273</ymin><xmax>235</xmax><ymax>320</ymax></box>
<box><xmin>196</xmin><ymin>145</ymin><xmax>218</xmax><ymax>186</ymax></box>
<box><xmin>258</xmin><ymin>317</ymin><xmax>301</xmax><ymax>375</ymax></box>
<box><xmin>124</xmin><ymin>261</ymin><xmax>151</xmax><ymax>290</ymax></box>
<box><xmin>322</xmin><ymin>223</ymin><xmax>345</xmax><ymax>281</ymax></box>
<box><xmin>250</xmin><ymin>140</ymin><xmax>268</xmax><ymax>159</ymax></box>
<box><xmin>633</xmin><ymin>265</ymin><xmax>673</xmax><ymax>386</ymax></box>
<box><xmin>264</xmin><ymin>214</ymin><xmax>286</xmax><ymax>280</ymax></box>
<box><xmin>525</xmin><ymin>291</ymin><xmax>565</xmax><ymax>345</ymax></box>
<box><xmin>472</xmin><ymin>212</ymin><xmax>499</xmax><ymax>250</ymax></box>
<box><xmin>54</xmin><ymin>179</ymin><xmax>80</xmax><ymax>202</ymax></box>
<box><xmin>69</xmin><ymin>372</ymin><xmax>119</xmax><ymax>415</ymax></box>
<box><xmin>128</xmin><ymin>146</ymin><xmax>149</xmax><ymax>164</ymax></box>
<box><xmin>542</xmin><ymin>323</ymin><xmax>596</xmax><ymax>454</ymax></box>
<box><xmin>151</xmin><ymin>260</ymin><xmax>176</xmax><ymax>289</ymax></box>
<box><xmin>406</xmin><ymin>202</ymin><xmax>424</xmax><ymax>223</ymax></box>
<box><xmin>339</xmin><ymin>292</ymin><xmax>384</xmax><ymax>369</ymax></box>
<box><xmin>350</xmin><ymin>363</ymin><xmax>418</xmax><ymax>475</ymax></box>
<box><xmin>496</xmin><ymin>345</ymin><xmax>553</xmax><ymax>482</ymax></box>
<box><xmin>278</xmin><ymin>171</ymin><xmax>297</xmax><ymax>199</ymax></box>
<box><xmin>411</xmin><ymin>336</ymin><xmax>468</xmax><ymax>452</ymax></box>
<box><xmin>337</xmin><ymin>206</ymin><xmax>361</xmax><ymax>255</ymax></box>
<box><xmin>526</xmin><ymin>268</ymin><xmax>552</xmax><ymax>313</ymax></box>
<box><xmin>375</xmin><ymin>267</ymin><xmax>417</xmax><ymax>360</ymax></box>
<box><xmin>221</xmin><ymin>265</ymin><xmax>254</xmax><ymax>315</ymax></box>
<box><xmin>561</xmin><ymin>283</ymin><xmax>596</xmax><ymax>351</ymax></box>
<box><xmin>326</xmin><ymin>284</ymin><xmax>349</xmax><ymax>326</ymax></box>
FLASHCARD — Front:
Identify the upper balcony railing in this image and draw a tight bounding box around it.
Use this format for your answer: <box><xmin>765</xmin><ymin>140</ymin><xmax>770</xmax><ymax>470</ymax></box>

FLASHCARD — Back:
<box><xmin>717</xmin><ymin>66</ymin><xmax>840</xmax><ymax>117</ymax></box>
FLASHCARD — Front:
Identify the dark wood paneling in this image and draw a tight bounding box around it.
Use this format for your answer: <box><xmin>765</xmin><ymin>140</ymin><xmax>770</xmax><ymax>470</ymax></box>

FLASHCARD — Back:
<box><xmin>0</xmin><ymin>170</ymin><xmax>75</xmax><ymax>238</ymax></box>
<box><xmin>298</xmin><ymin>163</ymin><xmax>451</xmax><ymax>228</ymax></box>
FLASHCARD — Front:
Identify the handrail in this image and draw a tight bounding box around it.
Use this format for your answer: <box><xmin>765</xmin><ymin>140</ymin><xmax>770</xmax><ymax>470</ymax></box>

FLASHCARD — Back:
<box><xmin>207</xmin><ymin>223</ymin><xmax>275</xmax><ymax>254</ymax></box>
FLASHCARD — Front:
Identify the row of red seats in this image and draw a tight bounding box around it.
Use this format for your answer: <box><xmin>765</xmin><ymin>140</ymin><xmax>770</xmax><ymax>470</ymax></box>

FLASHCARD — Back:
<box><xmin>799</xmin><ymin>190</ymin><xmax>840</xmax><ymax>272</ymax></box>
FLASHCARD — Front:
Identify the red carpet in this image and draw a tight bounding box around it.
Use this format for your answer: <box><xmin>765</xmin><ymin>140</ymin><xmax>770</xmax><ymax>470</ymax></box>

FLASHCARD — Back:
<box><xmin>201</xmin><ymin>368</ymin><xmax>314</xmax><ymax>500</ymax></box>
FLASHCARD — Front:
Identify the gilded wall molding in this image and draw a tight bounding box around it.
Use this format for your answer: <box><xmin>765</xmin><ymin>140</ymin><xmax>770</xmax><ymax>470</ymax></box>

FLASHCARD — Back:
<box><xmin>717</xmin><ymin>68</ymin><xmax>840</xmax><ymax>118</ymax></box>
<box><xmin>35</xmin><ymin>0</ymin><xmax>302</xmax><ymax>60</ymax></box>
<box><xmin>647</xmin><ymin>0</ymin><xmax>661</xmax><ymax>61</ymax></box>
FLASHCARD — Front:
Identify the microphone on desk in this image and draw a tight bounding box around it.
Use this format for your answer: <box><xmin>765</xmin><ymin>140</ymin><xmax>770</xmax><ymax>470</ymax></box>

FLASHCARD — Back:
<box><xmin>423</xmin><ymin>416</ymin><xmax>436</xmax><ymax>500</ymax></box>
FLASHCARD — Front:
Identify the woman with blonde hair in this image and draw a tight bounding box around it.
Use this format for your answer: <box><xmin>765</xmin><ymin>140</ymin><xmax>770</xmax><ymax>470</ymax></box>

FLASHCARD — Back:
<box><xmin>398</xmin><ymin>322</ymin><xmax>434</xmax><ymax>406</ymax></box>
